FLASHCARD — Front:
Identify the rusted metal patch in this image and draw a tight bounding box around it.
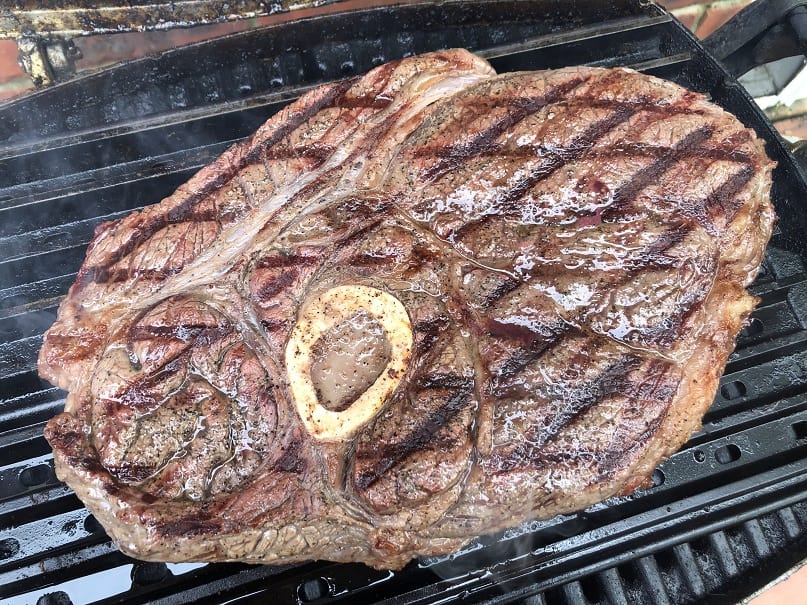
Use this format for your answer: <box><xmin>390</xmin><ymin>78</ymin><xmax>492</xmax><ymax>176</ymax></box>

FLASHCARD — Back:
<box><xmin>1</xmin><ymin>0</ymin><xmax>343</xmax><ymax>86</ymax></box>
<box><xmin>1</xmin><ymin>1</ymin><xmax>341</xmax><ymax>38</ymax></box>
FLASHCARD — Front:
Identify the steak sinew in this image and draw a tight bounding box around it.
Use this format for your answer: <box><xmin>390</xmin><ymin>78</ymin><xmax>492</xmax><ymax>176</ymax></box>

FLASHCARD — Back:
<box><xmin>39</xmin><ymin>49</ymin><xmax>775</xmax><ymax>570</ymax></box>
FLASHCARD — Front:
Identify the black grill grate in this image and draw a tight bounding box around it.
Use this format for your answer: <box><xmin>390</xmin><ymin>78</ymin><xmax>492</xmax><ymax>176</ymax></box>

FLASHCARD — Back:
<box><xmin>545</xmin><ymin>499</ymin><xmax>807</xmax><ymax>605</ymax></box>
<box><xmin>1</xmin><ymin>1</ymin><xmax>807</xmax><ymax>603</ymax></box>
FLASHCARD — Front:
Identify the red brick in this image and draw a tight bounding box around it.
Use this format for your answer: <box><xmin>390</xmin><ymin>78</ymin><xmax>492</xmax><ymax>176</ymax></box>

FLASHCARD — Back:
<box><xmin>0</xmin><ymin>77</ymin><xmax>34</xmax><ymax>102</ymax></box>
<box><xmin>695</xmin><ymin>0</ymin><xmax>753</xmax><ymax>39</ymax></box>
<box><xmin>671</xmin><ymin>6</ymin><xmax>706</xmax><ymax>32</ymax></box>
<box><xmin>750</xmin><ymin>565</ymin><xmax>807</xmax><ymax>605</ymax></box>
<box><xmin>773</xmin><ymin>115</ymin><xmax>807</xmax><ymax>141</ymax></box>
<box><xmin>0</xmin><ymin>40</ymin><xmax>26</xmax><ymax>85</ymax></box>
<box><xmin>659</xmin><ymin>0</ymin><xmax>709</xmax><ymax>10</ymax></box>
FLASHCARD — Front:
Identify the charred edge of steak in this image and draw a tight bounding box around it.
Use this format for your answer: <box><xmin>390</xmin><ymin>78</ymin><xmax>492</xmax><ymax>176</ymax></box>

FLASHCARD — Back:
<box><xmin>79</xmin><ymin>78</ymin><xmax>358</xmax><ymax>287</ymax></box>
<box><xmin>354</xmin><ymin>388</ymin><xmax>475</xmax><ymax>491</ymax></box>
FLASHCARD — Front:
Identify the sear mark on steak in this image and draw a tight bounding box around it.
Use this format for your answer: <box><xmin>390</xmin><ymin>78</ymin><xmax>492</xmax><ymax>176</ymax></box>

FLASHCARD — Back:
<box><xmin>39</xmin><ymin>49</ymin><xmax>775</xmax><ymax>569</ymax></box>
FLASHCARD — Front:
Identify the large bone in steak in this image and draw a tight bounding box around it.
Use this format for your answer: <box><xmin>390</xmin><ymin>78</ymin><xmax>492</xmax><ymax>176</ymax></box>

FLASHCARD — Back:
<box><xmin>39</xmin><ymin>49</ymin><xmax>775</xmax><ymax>569</ymax></box>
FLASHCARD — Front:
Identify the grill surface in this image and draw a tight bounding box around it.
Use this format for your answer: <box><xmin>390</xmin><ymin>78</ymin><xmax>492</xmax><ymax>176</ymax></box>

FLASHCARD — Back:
<box><xmin>2</xmin><ymin>1</ymin><xmax>807</xmax><ymax>603</ymax></box>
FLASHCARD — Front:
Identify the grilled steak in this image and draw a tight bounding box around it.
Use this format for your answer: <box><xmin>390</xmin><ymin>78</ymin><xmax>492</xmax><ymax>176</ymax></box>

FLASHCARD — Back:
<box><xmin>39</xmin><ymin>49</ymin><xmax>775</xmax><ymax>570</ymax></box>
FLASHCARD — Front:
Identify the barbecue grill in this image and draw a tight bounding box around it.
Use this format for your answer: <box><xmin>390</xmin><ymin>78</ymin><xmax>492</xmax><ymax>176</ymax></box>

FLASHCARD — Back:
<box><xmin>2</xmin><ymin>1</ymin><xmax>807</xmax><ymax>603</ymax></box>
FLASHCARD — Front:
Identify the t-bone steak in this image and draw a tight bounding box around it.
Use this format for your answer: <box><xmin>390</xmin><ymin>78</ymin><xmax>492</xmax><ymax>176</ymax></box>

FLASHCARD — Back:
<box><xmin>39</xmin><ymin>49</ymin><xmax>775</xmax><ymax>569</ymax></box>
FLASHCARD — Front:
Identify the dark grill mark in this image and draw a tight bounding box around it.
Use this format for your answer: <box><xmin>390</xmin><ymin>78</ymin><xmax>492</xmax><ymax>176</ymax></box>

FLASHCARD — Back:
<box><xmin>79</xmin><ymin>456</ymin><xmax>108</xmax><ymax>476</ymax></box>
<box><xmin>481</xmin><ymin>276</ymin><xmax>521</xmax><ymax>309</ymax></box>
<box><xmin>486</xmin><ymin>317</ymin><xmax>564</xmax><ymax>348</ymax></box>
<box><xmin>413</xmin><ymin>316</ymin><xmax>450</xmax><ymax>354</ymax></box>
<box><xmin>348</xmin><ymin>251</ymin><xmax>399</xmax><ymax>266</ymax></box>
<box><xmin>245</xmin><ymin>77</ymin><xmax>357</xmax><ymax>166</ymax></box>
<box><xmin>354</xmin><ymin>388</ymin><xmax>474</xmax><ymax>491</ymax></box>
<box><xmin>81</xmin><ymin>78</ymin><xmax>356</xmax><ymax>287</ymax></box>
<box><xmin>490</xmin><ymin>355</ymin><xmax>644</xmax><ymax>473</ymax></box>
<box><xmin>421</xmin><ymin>76</ymin><xmax>591</xmax><ymax>181</ymax></box>
<box><xmin>94</xmin><ymin>267</ymin><xmax>182</xmax><ymax>284</ymax></box>
<box><xmin>628</xmin><ymin>280</ymin><xmax>712</xmax><ymax>348</ymax></box>
<box><xmin>497</xmin><ymin>106</ymin><xmax>636</xmax><ymax>212</ymax></box>
<box><xmin>561</xmin><ymin>96</ymin><xmax>704</xmax><ymax>113</ymax></box>
<box><xmin>490</xmin><ymin>448</ymin><xmax>585</xmax><ymax>472</ymax></box>
<box><xmin>629</xmin><ymin>358</ymin><xmax>678</xmax><ymax>402</ymax></box>
<box><xmin>621</xmin><ymin>221</ymin><xmax>695</xmax><ymax>272</ymax></box>
<box><xmin>106</xmin><ymin>462</ymin><xmax>156</xmax><ymax>483</ymax></box>
<box><xmin>588</xmin><ymin>140</ymin><xmax>753</xmax><ymax>164</ymax></box>
<box><xmin>449</xmin><ymin>106</ymin><xmax>635</xmax><ymax>242</ymax></box>
<box><xmin>493</xmin><ymin>348</ymin><xmax>546</xmax><ymax>391</ymax></box>
<box><xmin>337</xmin><ymin>60</ymin><xmax>396</xmax><ymax>108</ymax></box>
<box><xmin>274</xmin><ymin>440</ymin><xmax>306</xmax><ymax>474</ymax></box>
<box><xmin>260</xmin><ymin>318</ymin><xmax>289</xmax><ymax>332</ymax></box>
<box><xmin>116</xmin><ymin>320</ymin><xmax>232</xmax><ymax>410</ymax></box>
<box><xmin>603</xmin><ymin>126</ymin><xmax>714</xmax><ymax>221</ymax></box>
<box><xmin>596</xmin><ymin>413</ymin><xmax>667</xmax><ymax>482</ymax></box>
<box><xmin>117</xmin><ymin>353</ymin><xmax>189</xmax><ymax>410</ymax></box>
<box><xmin>332</xmin><ymin>213</ymin><xmax>387</xmax><ymax>248</ymax></box>
<box><xmin>253</xmin><ymin>268</ymin><xmax>298</xmax><ymax>301</ymax></box>
<box><xmin>704</xmin><ymin>165</ymin><xmax>756</xmax><ymax>225</ymax></box>
<box><xmin>491</xmin><ymin>324</ymin><xmax>568</xmax><ymax>390</ymax></box>
<box><xmin>584</xmin><ymin>160</ymin><xmax>754</xmax><ymax>348</ymax></box>
<box><xmin>255</xmin><ymin>251</ymin><xmax>321</xmax><ymax>269</ymax></box>
<box><xmin>165</xmin><ymin>206</ymin><xmax>220</xmax><ymax>224</ymax></box>
<box><xmin>335</xmin><ymin>96</ymin><xmax>394</xmax><ymax>110</ymax></box>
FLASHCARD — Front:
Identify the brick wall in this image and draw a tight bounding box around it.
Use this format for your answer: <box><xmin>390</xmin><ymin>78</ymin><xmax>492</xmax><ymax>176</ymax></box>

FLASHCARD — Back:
<box><xmin>664</xmin><ymin>0</ymin><xmax>753</xmax><ymax>36</ymax></box>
